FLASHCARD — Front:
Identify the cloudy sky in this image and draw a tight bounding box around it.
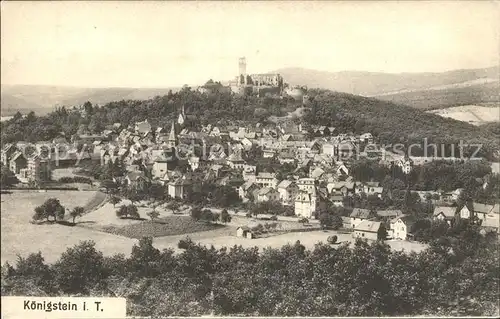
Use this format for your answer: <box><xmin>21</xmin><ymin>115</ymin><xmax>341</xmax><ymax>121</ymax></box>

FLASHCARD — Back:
<box><xmin>1</xmin><ymin>1</ymin><xmax>498</xmax><ymax>88</ymax></box>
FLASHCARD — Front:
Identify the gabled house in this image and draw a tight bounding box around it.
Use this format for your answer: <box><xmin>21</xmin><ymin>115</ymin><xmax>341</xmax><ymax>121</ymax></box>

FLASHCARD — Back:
<box><xmin>1</xmin><ymin>143</ymin><xmax>17</xmax><ymax>166</ymax></box>
<box><xmin>294</xmin><ymin>190</ymin><xmax>317</xmax><ymax>219</ymax></box>
<box><xmin>167</xmin><ymin>176</ymin><xmax>192</xmax><ymax>199</ymax></box>
<box><xmin>124</xmin><ymin>171</ymin><xmax>151</xmax><ymax>191</ymax></box>
<box><xmin>390</xmin><ymin>215</ymin><xmax>416</xmax><ymax>240</ymax></box>
<box><xmin>226</xmin><ymin>152</ymin><xmax>245</xmax><ymax>169</ymax></box>
<box><xmin>9</xmin><ymin>151</ymin><xmax>27</xmax><ymax>174</ymax></box>
<box><xmin>256</xmin><ymin>172</ymin><xmax>278</xmax><ymax>189</ymax></box>
<box><xmin>328</xmin><ymin>181</ymin><xmax>356</xmax><ymax>196</ymax></box>
<box><xmin>350</xmin><ymin>208</ymin><xmax>372</xmax><ymax>228</ymax></box>
<box><xmin>433</xmin><ymin>206</ymin><xmax>457</xmax><ymax>225</ymax></box>
<box><xmin>238</xmin><ymin>181</ymin><xmax>259</xmax><ymax>202</ymax></box>
<box><xmin>353</xmin><ymin>220</ymin><xmax>381</xmax><ymax>240</ymax></box>
<box><xmin>457</xmin><ymin>203</ymin><xmax>474</xmax><ymax>220</ymax></box>
<box><xmin>277</xmin><ymin>180</ymin><xmax>299</xmax><ymax>205</ymax></box>
<box><xmin>376</xmin><ymin>210</ymin><xmax>403</xmax><ymax>220</ymax></box>
<box><xmin>256</xmin><ymin>187</ymin><xmax>280</xmax><ymax>203</ymax></box>
<box><xmin>472</xmin><ymin>202</ymin><xmax>495</xmax><ymax>221</ymax></box>
<box><xmin>329</xmin><ymin>193</ymin><xmax>344</xmax><ymax>207</ymax></box>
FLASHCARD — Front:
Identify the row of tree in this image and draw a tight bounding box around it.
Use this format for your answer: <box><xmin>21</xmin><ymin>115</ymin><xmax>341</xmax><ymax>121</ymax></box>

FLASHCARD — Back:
<box><xmin>2</xmin><ymin>221</ymin><xmax>498</xmax><ymax>316</ymax></box>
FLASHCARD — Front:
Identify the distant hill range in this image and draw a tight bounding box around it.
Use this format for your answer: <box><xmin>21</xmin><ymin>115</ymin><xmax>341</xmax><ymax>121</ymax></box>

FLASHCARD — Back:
<box><xmin>1</xmin><ymin>85</ymin><xmax>179</xmax><ymax>116</ymax></box>
<box><xmin>274</xmin><ymin>66</ymin><xmax>499</xmax><ymax>110</ymax></box>
<box><xmin>2</xmin><ymin>66</ymin><xmax>498</xmax><ymax>116</ymax></box>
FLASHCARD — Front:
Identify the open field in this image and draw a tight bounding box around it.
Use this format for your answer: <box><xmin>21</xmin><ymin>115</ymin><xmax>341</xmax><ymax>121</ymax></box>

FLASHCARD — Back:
<box><xmin>1</xmin><ymin>192</ymin><xmax>429</xmax><ymax>265</ymax></box>
<box><xmin>0</xmin><ymin>190</ymin><xmax>135</xmax><ymax>264</ymax></box>
<box><xmin>152</xmin><ymin>229</ymin><xmax>428</xmax><ymax>254</ymax></box>
<box><xmin>427</xmin><ymin>105</ymin><xmax>500</xmax><ymax>125</ymax></box>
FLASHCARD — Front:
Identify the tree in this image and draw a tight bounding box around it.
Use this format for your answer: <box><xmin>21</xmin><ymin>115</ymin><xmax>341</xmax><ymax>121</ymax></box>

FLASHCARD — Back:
<box><xmin>33</xmin><ymin>205</ymin><xmax>48</xmax><ymax>222</ymax></box>
<box><xmin>52</xmin><ymin>240</ymin><xmax>105</xmax><ymax>294</ymax></box>
<box><xmin>377</xmin><ymin>224</ymin><xmax>388</xmax><ymax>241</ymax></box>
<box><xmin>0</xmin><ymin>165</ymin><xmax>19</xmax><ymax>189</ymax></box>
<box><xmin>190</xmin><ymin>206</ymin><xmax>203</xmax><ymax>220</ymax></box>
<box><xmin>109</xmin><ymin>195</ymin><xmax>121</xmax><ymax>208</ymax></box>
<box><xmin>167</xmin><ymin>201</ymin><xmax>181</xmax><ymax>214</ymax></box>
<box><xmin>126</xmin><ymin>204</ymin><xmax>140</xmax><ymax>219</ymax></box>
<box><xmin>147</xmin><ymin>210</ymin><xmax>160</xmax><ymax>221</ymax></box>
<box><xmin>70</xmin><ymin>206</ymin><xmax>84</xmax><ymax>224</ymax></box>
<box><xmin>200</xmin><ymin>209</ymin><xmax>217</xmax><ymax>223</ymax></box>
<box><xmin>100</xmin><ymin>179</ymin><xmax>117</xmax><ymax>194</ymax></box>
<box><xmin>220</xmin><ymin>209</ymin><xmax>232</xmax><ymax>223</ymax></box>
<box><xmin>331</xmin><ymin>215</ymin><xmax>343</xmax><ymax>230</ymax></box>
<box><xmin>318</xmin><ymin>212</ymin><xmax>333</xmax><ymax>229</ymax></box>
<box><xmin>33</xmin><ymin>198</ymin><xmax>65</xmax><ymax>222</ymax></box>
<box><xmin>116</xmin><ymin>205</ymin><xmax>128</xmax><ymax>218</ymax></box>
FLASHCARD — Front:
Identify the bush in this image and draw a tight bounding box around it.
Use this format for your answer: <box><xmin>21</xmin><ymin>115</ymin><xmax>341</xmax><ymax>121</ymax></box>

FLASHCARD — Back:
<box><xmin>298</xmin><ymin>217</ymin><xmax>309</xmax><ymax>224</ymax></box>
<box><xmin>327</xmin><ymin>235</ymin><xmax>338</xmax><ymax>244</ymax></box>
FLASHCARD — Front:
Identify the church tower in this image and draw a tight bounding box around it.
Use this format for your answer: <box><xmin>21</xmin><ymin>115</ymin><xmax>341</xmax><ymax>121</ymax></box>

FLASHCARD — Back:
<box><xmin>166</xmin><ymin>122</ymin><xmax>177</xmax><ymax>149</ymax></box>
<box><xmin>177</xmin><ymin>104</ymin><xmax>186</xmax><ymax>126</ymax></box>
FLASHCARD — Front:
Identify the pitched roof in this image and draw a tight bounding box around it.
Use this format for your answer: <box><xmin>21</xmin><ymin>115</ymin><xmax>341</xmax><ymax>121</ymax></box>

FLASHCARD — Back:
<box><xmin>473</xmin><ymin>202</ymin><xmax>495</xmax><ymax>214</ymax></box>
<box><xmin>377</xmin><ymin>210</ymin><xmax>402</xmax><ymax>218</ymax></box>
<box><xmin>257</xmin><ymin>172</ymin><xmax>276</xmax><ymax>179</ymax></box>
<box><xmin>277</xmin><ymin>180</ymin><xmax>293</xmax><ymax>189</ymax></box>
<box><xmin>354</xmin><ymin>220</ymin><xmax>381</xmax><ymax>232</ymax></box>
<box><xmin>433</xmin><ymin>206</ymin><xmax>456</xmax><ymax>218</ymax></box>
<box><xmin>258</xmin><ymin>187</ymin><xmax>276</xmax><ymax>196</ymax></box>
<box><xmin>350</xmin><ymin>208</ymin><xmax>371</xmax><ymax>219</ymax></box>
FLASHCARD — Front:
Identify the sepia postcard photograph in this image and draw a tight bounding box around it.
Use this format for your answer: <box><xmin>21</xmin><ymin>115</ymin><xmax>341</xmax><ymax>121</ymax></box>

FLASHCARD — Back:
<box><xmin>1</xmin><ymin>1</ymin><xmax>499</xmax><ymax>318</ymax></box>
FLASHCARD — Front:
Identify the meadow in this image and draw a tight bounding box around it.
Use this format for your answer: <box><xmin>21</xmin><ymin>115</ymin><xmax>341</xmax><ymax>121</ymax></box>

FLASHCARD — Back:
<box><xmin>1</xmin><ymin>191</ymin><xmax>428</xmax><ymax>265</ymax></box>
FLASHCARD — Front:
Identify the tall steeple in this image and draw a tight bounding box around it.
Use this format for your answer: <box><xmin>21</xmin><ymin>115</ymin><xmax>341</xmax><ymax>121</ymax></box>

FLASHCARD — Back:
<box><xmin>177</xmin><ymin>104</ymin><xmax>186</xmax><ymax>126</ymax></box>
<box><xmin>167</xmin><ymin>122</ymin><xmax>177</xmax><ymax>148</ymax></box>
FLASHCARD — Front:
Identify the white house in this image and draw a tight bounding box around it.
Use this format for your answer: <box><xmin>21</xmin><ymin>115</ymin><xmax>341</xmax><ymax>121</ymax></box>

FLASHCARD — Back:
<box><xmin>390</xmin><ymin>215</ymin><xmax>416</xmax><ymax>240</ymax></box>
<box><xmin>294</xmin><ymin>190</ymin><xmax>317</xmax><ymax>219</ymax></box>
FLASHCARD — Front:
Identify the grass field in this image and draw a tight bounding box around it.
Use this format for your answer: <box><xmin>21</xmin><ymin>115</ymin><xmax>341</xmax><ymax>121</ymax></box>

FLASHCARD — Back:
<box><xmin>1</xmin><ymin>191</ymin><xmax>429</xmax><ymax>265</ymax></box>
<box><xmin>428</xmin><ymin>105</ymin><xmax>500</xmax><ymax>125</ymax></box>
<box><xmin>1</xmin><ymin>190</ymin><xmax>134</xmax><ymax>264</ymax></box>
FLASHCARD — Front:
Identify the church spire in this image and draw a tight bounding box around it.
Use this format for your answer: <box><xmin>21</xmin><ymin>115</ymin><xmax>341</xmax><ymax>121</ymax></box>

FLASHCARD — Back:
<box><xmin>167</xmin><ymin>122</ymin><xmax>177</xmax><ymax>148</ymax></box>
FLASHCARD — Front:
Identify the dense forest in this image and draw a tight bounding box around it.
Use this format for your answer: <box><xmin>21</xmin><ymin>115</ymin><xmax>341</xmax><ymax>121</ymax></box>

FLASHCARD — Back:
<box><xmin>303</xmin><ymin>89</ymin><xmax>499</xmax><ymax>159</ymax></box>
<box><xmin>2</xmin><ymin>222</ymin><xmax>498</xmax><ymax>317</ymax></box>
<box><xmin>1</xmin><ymin>87</ymin><xmax>498</xmax><ymax>160</ymax></box>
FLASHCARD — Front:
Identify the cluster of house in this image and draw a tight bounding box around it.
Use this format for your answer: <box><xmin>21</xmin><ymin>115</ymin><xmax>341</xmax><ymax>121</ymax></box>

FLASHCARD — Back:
<box><xmin>433</xmin><ymin>202</ymin><xmax>500</xmax><ymax>234</ymax></box>
<box><xmin>2</xmin><ymin>101</ymin><xmax>498</xmax><ymax>240</ymax></box>
<box><xmin>348</xmin><ymin>201</ymin><xmax>500</xmax><ymax>241</ymax></box>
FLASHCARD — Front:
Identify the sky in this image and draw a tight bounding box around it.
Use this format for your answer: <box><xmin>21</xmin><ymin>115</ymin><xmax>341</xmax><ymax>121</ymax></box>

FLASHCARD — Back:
<box><xmin>1</xmin><ymin>1</ymin><xmax>499</xmax><ymax>88</ymax></box>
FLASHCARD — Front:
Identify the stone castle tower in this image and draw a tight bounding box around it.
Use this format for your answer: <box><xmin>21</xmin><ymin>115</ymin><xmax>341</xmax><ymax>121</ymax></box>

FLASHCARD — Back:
<box><xmin>238</xmin><ymin>57</ymin><xmax>247</xmax><ymax>85</ymax></box>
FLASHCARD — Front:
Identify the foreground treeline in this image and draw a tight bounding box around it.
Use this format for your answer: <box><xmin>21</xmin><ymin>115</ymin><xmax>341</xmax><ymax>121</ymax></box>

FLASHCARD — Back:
<box><xmin>2</xmin><ymin>227</ymin><xmax>499</xmax><ymax>317</ymax></box>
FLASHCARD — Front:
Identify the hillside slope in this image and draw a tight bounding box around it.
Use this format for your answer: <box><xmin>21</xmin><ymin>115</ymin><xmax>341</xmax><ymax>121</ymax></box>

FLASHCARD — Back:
<box><xmin>274</xmin><ymin>66</ymin><xmax>499</xmax><ymax>110</ymax></box>
<box><xmin>0</xmin><ymin>85</ymin><xmax>179</xmax><ymax>116</ymax></box>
